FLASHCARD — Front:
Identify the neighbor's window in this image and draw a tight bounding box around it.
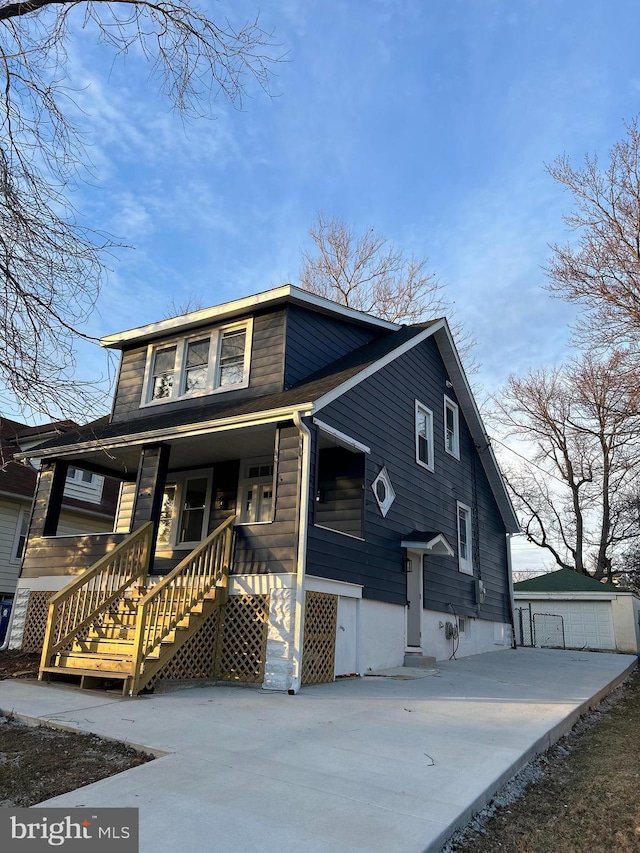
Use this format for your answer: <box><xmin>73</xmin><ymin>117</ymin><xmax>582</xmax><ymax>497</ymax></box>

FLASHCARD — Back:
<box><xmin>415</xmin><ymin>400</ymin><xmax>434</xmax><ymax>470</ymax></box>
<box><xmin>457</xmin><ymin>501</ymin><xmax>473</xmax><ymax>575</ymax></box>
<box><xmin>12</xmin><ymin>509</ymin><xmax>29</xmax><ymax>561</ymax></box>
<box><xmin>444</xmin><ymin>397</ymin><xmax>460</xmax><ymax>459</ymax></box>
<box><xmin>237</xmin><ymin>458</ymin><xmax>275</xmax><ymax>524</ymax></box>
<box><xmin>64</xmin><ymin>466</ymin><xmax>103</xmax><ymax>504</ymax></box>
<box><xmin>142</xmin><ymin>320</ymin><xmax>252</xmax><ymax>405</ymax></box>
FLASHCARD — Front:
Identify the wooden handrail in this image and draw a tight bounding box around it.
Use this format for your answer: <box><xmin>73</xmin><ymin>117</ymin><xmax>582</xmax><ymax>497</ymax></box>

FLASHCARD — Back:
<box><xmin>40</xmin><ymin>522</ymin><xmax>154</xmax><ymax>671</ymax></box>
<box><xmin>137</xmin><ymin>516</ymin><xmax>235</xmax><ymax>608</ymax></box>
<box><xmin>130</xmin><ymin>516</ymin><xmax>235</xmax><ymax>693</ymax></box>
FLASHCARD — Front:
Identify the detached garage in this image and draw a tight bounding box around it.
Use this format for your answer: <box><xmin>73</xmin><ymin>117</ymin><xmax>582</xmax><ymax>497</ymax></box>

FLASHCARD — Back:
<box><xmin>513</xmin><ymin>568</ymin><xmax>640</xmax><ymax>654</ymax></box>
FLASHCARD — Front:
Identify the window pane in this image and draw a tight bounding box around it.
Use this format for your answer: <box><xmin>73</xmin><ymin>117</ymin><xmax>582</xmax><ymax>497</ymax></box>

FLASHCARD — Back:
<box><xmin>220</xmin><ymin>329</ymin><xmax>246</xmax><ymax>360</ymax></box>
<box><xmin>152</xmin><ymin>346</ymin><xmax>176</xmax><ymax>399</ymax></box>
<box><xmin>157</xmin><ymin>485</ymin><xmax>176</xmax><ymax>545</ymax></box>
<box><xmin>218</xmin><ymin>329</ymin><xmax>246</xmax><ymax>387</ymax></box>
<box><xmin>257</xmin><ymin>485</ymin><xmax>273</xmax><ymax>522</ymax></box>
<box><xmin>458</xmin><ymin>507</ymin><xmax>468</xmax><ymax>559</ymax></box>
<box><xmin>179</xmin><ymin>477</ymin><xmax>208</xmax><ymax>542</ymax></box>
<box><xmin>446</xmin><ymin>406</ymin><xmax>455</xmax><ymax>432</ymax></box>
<box><xmin>185</xmin><ymin>339</ymin><xmax>210</xmax><ymax>368</ymax></box>
<box><xmin>184</xmin><ymin>366</ymin><xmax>207</xmax><ymax>394</ymax></box>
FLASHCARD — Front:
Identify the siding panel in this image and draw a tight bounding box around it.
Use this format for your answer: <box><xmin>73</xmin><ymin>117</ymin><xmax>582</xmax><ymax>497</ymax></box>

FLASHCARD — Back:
<box><xmin>305</xmin><ymin>338</ymin><xmax>511</xmax><ymax>622</ymax></box>
<box><xmin>233</xmin><ymin>425</ymin><xmax>299</xmax><ymax>574</ymax></box>
<box><xmin>284</xmin><ymin>305</ymin><xmax>381</xmax><ymax>387</ymax></box>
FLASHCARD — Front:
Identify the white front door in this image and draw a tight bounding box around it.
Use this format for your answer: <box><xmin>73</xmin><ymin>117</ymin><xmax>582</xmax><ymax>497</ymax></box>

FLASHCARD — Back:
<box><xmin>406</xmin><ymin>551</ymin><xmax>423</xmax><ymax>648</ymax></box>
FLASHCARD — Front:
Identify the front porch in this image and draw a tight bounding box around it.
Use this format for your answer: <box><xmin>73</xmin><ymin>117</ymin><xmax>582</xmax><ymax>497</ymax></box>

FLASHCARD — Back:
<box><xmin>12</xmin><ymin>422</ymin><xmax>304</xmax><ymax>692</ymax></box>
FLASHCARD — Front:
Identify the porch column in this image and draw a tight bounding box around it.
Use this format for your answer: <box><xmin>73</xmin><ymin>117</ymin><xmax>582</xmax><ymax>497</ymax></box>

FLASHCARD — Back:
<box><xmin>29</xmin><ymin>459</ymin><xmax>69</xmax><ymax>539</ymax></box>
<box><xmin>131</xmin><ymin>443</ymin><xmax>170</xmax><ymax>569</ymax></box>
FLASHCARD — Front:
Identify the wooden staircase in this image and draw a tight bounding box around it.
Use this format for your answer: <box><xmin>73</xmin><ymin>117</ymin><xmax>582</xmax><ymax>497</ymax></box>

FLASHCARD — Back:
<box><xmin>39</xmin><ymin>516</ymin><xmax>235</xmax><ymax>696</ymax></box>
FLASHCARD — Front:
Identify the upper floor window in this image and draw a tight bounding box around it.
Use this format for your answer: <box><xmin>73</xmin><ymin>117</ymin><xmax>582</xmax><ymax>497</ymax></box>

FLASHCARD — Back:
<box><xmin>457</xmin><ymin>501</ymin><xmax>473</xmax><ymax>575</ymax></box>
<box><xmin>444</xmin><ymin>397</ymin><xmax>460</xmax><ymax>459</ymax></box>
<box><xmin>415</xmin><ymin>400</ymin><xmax>434</xmax><ymax>471</ymax></box>
<box><xmin>141</xmin><ymin>319</ymin><xmax>253</xmax><ymax>406</ymax></box>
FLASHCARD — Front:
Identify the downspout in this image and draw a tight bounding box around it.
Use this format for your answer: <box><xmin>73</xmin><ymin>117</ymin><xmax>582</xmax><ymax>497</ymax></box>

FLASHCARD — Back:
<box><xmin>506</xmin><ymin>533</ymin><xmax>517</xmax><ymax>649</ymax></box>
<box><xmin>289</xmin><ymin>411</ymin><xmax>311</xmax><ymax>694</ymax></box>
<box><xmin>0</xmin><ymin>603</ymin><xmax>17</xmax><ymax>651</ymax></box>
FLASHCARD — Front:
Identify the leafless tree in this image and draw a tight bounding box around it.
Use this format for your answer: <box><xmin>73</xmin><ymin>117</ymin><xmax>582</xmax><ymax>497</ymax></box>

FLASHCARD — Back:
<box><xmin>493</xmin><ymin>350</ymin><xmax>640</xmax><ymax>582</ymax></box>
<box><xmin>0</xmin><ymin>1</ymin><xmax>279</xmax><ymax>420</ymax></box>
<box><xmin>546</xmin><ymin>117</ymin><xmax>640</xmax><ymax>352</ymax></box>
<box><xmin>299</xmin><ymin>213</ymin><xmax>447</xmax><ymax>324</ymax></box>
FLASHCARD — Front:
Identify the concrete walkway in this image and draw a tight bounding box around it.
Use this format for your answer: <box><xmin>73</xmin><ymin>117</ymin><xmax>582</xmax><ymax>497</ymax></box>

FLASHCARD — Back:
<box><xmin>0</xmin><ymin>648</ymin><xmax>636</xmax><ymax>853</ymax></box>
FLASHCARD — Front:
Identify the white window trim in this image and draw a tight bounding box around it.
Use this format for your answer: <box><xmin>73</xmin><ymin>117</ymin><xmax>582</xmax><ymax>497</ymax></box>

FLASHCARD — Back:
<box><xmin>444</xmin><ymin>396</ymin><xmax>460</xmax><ymax>459</ymax></box>
<box><xmin>415</xmin><ymin>399</ymin><xmax>434</xmax><ymax>472</ymax></box>
<box><xmin>140</xmin><ymin>318</ymin><xmax>253</xmax><ymax>408</ymax></box>
<box><xmin>156</xmin><ymin>469</ymin><xmax>213</xmax><ymax>551</ymax></box>
<box><xmin>236</xmin><ymin>456</ymin><xmax>276</xmax><ymax>525</ymax></box>
<box><xmin>456</xmin><ymin>501</ymin><xmax>473</xmax><ymax>575</ymax></box>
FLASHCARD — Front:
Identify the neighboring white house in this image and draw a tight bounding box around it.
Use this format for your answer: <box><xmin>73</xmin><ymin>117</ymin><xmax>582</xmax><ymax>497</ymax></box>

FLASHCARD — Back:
<box><xmin>513</xmin><ymin>568</ymin><xmax>640</xmax><ymax>654</ymax></box>
<box><xmin>0</xmin><ymin>418</ymin><xmax>118</xmax><ymax>598</ymax></box>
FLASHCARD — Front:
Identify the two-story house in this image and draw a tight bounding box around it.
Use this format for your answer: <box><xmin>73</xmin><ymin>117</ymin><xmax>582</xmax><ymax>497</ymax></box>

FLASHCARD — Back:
<box><xmin>7</xmin><ymin>286</ymin><xmax>519</xmax><ymax>694</ymax></box>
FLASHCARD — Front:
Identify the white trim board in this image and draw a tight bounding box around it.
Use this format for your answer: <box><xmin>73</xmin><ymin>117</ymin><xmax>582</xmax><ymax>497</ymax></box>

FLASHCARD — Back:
<box><xmin>305</xmin><ymin>575</ymin><xmax>363</xmax><ymax>598</ymax></box>
<box><xmin>101</xmin><ymin>285</ymin><xmax>399</xmax><ymax>349</ymax></box>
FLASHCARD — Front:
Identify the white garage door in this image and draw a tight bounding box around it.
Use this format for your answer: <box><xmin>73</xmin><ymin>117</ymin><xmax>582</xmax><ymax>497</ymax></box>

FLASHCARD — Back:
<box><xmin>529</xmin><ymin>600</ymin><xmax>615</xmax><ymax>650</ymax></box>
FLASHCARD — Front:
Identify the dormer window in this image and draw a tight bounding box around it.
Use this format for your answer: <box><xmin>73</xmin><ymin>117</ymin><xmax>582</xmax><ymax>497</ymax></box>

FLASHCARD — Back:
<box><xmin>141</xmin><ymin>320</ymin><xmax>252</xmax><ymax>406</ymax></box>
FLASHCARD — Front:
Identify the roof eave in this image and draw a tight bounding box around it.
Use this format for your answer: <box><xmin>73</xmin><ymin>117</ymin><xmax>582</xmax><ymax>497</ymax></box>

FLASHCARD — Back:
<box><xmin>100</xmin><ymin>285</ymin><xmax>400</xmax><ymax>349</ymax></box>
<box><xmin>16</xmin><ymin>402</ymin><xmax>315</xmax><ymax>461</ymax></box>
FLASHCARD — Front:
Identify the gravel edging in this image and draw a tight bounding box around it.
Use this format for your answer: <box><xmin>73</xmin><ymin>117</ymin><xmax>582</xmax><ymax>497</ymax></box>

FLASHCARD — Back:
<box><xmin>440</xmin><ymin>674</ymin><xmax>635</xmax><ymax>852</ymax></box>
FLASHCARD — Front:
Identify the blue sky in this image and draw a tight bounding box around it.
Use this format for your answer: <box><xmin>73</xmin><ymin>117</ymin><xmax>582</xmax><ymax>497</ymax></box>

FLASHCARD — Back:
<box><xmin>10</xmin><ymin>0</ymin><xmax>640</xmax><ymax>569</ymax></box>
<box><xmin>58</xmin><ymin>0</ymin><xmax>638</xmax><ymax>389</ymax></box>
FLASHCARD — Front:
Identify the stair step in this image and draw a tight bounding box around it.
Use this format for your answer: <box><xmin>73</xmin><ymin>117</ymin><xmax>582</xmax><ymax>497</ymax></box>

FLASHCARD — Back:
<box><xmin>73</xmin><ymin>638</ymin><xmax>135</xmax><ymax>654</ymax></box>
<box><xmin>41</xmin><ymin>666</ymin><xmax>129</xmax><ymax>683</ymax></box>
<box><xmin>88</xmin><ymin>626</ymin><xmax>136</xmax><ymax>640</ymax></box>
<box><xmin>56</xmin><ymin>651</ymin><xmax>133</xmax><ymax>673</ymax></box>
<box><xmin>404</xmin><ymin>652</ymin><xmax>437</xmax><ymax>668</ymax></box>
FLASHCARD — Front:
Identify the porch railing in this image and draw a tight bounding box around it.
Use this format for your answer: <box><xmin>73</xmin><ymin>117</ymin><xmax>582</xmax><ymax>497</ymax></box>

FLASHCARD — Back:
<box><xmin>130</xmin><ymin>515</ymin><xmax>235</xmax><ymax>690</ymax></box>
<box><xmin>39</xmin><ymin>522</ymin><xmax>154</xmax><ymax>671</ymax></box>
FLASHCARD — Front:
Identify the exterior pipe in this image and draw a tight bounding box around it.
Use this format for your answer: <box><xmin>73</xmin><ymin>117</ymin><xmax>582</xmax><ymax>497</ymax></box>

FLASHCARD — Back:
<box><xmin>506</xmin><ymin>533</ymin><xmax>517</xmax><ymax>649</ymax></box>
<box><xmin>289</xmin><ymin>411</ymin><xmax>312</xmax><ymax>694</ymax></box>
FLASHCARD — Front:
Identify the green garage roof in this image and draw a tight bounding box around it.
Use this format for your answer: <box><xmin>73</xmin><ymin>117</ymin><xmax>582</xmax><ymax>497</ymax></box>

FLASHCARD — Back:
<box><xmin>513</xmin><ymin>568</ymin><xmax>614</xmax><ymax>593</ymax></box>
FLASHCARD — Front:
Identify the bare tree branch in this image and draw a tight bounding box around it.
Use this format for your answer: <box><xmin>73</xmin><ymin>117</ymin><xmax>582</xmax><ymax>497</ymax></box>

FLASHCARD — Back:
<box><xmin>0</xmin><ymin>0</ymin><xmax>279</xmax><ymax>419</ymax></box>
<box><xmin>491</xmin><ymin>350</ymin><xmax>640</xmax><ymax>582</ymax></box>
<box><xmin>546</xmin><ymin>117</ymin><xmax>640</xmax><ymax>353</ymax></box>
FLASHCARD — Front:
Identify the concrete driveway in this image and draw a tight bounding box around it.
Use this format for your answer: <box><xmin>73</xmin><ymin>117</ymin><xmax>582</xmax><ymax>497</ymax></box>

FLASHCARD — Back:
<box><xmin>0</xmin><ymin>648</ymin><xmax>635</xmax><ymax>853</ymax></box>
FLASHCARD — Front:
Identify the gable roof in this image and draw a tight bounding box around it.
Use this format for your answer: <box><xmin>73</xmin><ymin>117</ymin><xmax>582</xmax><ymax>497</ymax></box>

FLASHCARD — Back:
<box><xmin>513</xmin><ymin>568</ymin><xmax>617</xmax><ymax>593</ymax></box>
<box><xmin>18</xmin><ymin>291</ymin><xmax>519</xmax><ymax>534</ymax></box>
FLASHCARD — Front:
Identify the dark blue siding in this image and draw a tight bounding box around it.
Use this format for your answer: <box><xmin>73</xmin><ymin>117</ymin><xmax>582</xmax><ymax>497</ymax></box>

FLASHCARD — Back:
<box><xmin>284</xmin><ymin>305</ymin><xmax>381</xmax><ymax>387</ymax></box>
<box><xmin>305</xmin><ymin>337</ymin><xmax>510</xmax><ymax>622</ymax></box>
<box><xmin>112</xmin><ymin>309</ymin><xmax>286</xmax><ymax>422</ymax></box>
